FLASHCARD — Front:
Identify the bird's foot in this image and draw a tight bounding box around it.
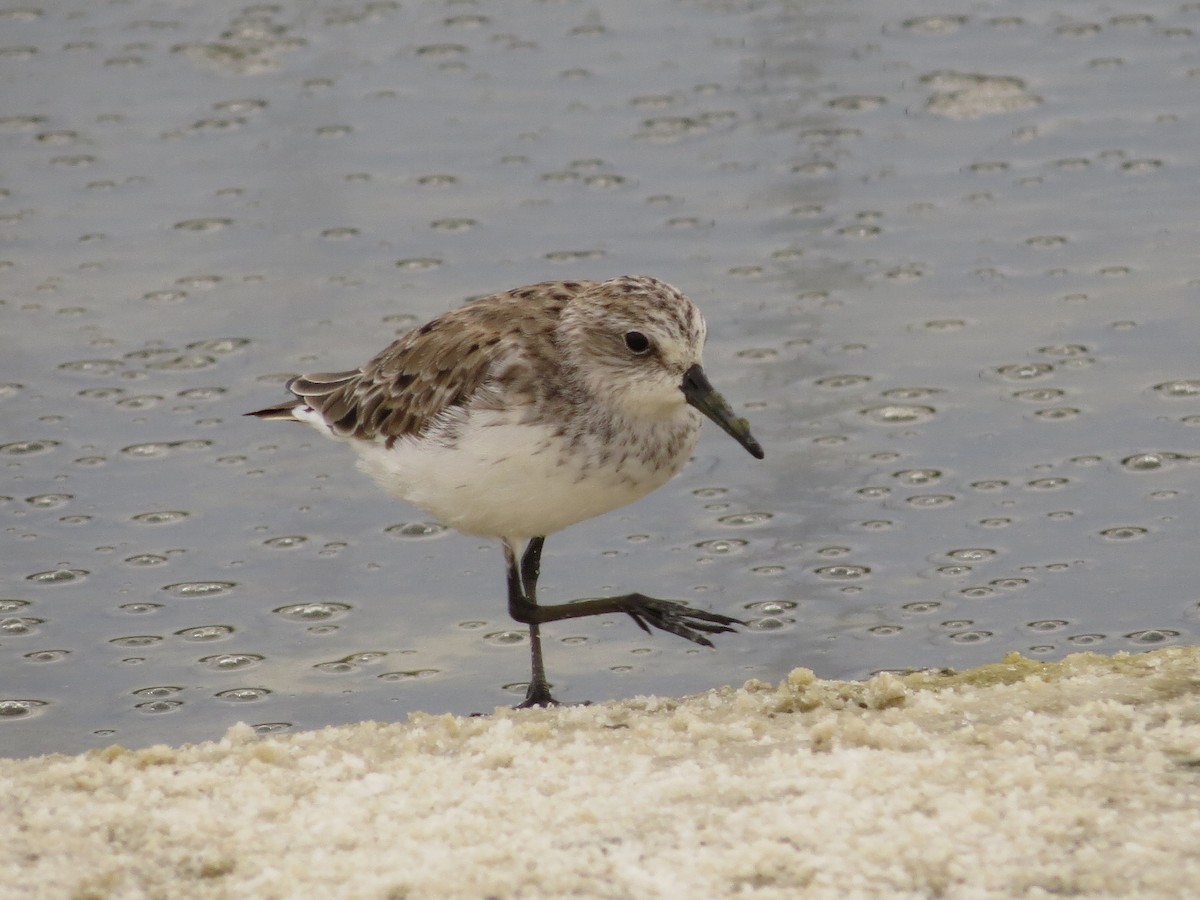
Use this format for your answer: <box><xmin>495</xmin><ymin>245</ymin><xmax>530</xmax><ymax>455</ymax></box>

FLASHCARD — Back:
<box><xmin>614</xmin><ymin>594</ymin><xmax>744</xmax><ymax>647</ymax></box>
<box><xmin>515</xmin><ymin>678</ymin><xmax>559</xmax><ymax>709</ymax></box>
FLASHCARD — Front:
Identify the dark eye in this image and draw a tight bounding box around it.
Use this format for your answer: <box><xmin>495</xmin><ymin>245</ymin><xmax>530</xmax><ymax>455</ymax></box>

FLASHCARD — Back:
<box><xmin>624</xmin><ymin>331</ymin><xmax>651</xmax><ymax>354</ymax></box>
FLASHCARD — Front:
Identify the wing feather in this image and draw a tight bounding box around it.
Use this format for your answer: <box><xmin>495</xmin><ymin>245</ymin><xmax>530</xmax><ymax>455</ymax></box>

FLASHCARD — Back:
<box><xmin>280</xmin><ymin>281</ymin><xmax>592</xmax><ymax>443</ymax></box>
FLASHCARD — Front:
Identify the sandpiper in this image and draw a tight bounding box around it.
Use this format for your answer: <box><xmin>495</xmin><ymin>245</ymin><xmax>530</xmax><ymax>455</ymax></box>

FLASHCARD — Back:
<box><xmin>248</xmin><ymin>275</ymin><xmax>764</xmax><ymax>706</ymax></box>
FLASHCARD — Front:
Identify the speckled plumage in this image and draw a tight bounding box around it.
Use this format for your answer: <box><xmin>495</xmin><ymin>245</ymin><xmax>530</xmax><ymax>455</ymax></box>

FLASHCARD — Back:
<box><xmin>249</xmin><ymin>275</ymin><xmax>763</xmax><ymax>706</ymax></box>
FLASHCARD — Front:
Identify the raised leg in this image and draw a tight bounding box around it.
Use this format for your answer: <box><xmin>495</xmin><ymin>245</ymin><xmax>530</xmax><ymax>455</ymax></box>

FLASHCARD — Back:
<box><xmin>503</xmin><ymin>536</ymin><xmax>744</xmax><ymax>709</ymax></box>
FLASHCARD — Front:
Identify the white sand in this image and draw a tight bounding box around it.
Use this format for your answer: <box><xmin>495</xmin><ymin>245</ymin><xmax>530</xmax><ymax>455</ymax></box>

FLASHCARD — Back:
<box><xmin>3</xmin><ymin>648</ymin><xmax>1200</xmax><ymax>898</ymax></box>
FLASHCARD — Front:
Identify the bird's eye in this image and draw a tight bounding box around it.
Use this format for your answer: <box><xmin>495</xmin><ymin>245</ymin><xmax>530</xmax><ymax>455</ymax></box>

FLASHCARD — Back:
<box><xmin>624</xmin><ymin>331</ymin><xmax>651</xmax><ymax>354</ymax></box>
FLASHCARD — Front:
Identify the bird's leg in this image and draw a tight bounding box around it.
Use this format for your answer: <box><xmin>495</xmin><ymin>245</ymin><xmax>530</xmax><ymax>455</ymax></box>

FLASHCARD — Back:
<box><xmin>505</xmin><ymin>537</ymin><xmax>557</xmax><ymax>708</ymax></box>
<box><xmin>506</xmin><ymin>534</ymin><xmax>744</xmax><ymax>663</ymax></box>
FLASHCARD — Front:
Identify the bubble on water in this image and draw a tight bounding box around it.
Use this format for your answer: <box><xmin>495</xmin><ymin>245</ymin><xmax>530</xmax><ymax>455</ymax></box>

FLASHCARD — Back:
<box><xmin>274</xmin><ymin>602</ymin><xmax>351</xmax><ymax>622</ymax></box>
<box><xmin>893</xmin><ymin>469</ymin><xmax>941</xmax><ymax>486</ymax></box>
<box><xmin>1098</xmin><ymin>526</ymin><xmax>1148</xmax><ymax>541</ymax></box>
<box><xmin>1037</xmin><ymin>344</ymin><xmax>1089</xmax><ymax>358</ymax></box>
<box><xmin>716</xmin><ymin>512</ymin><xmax>773</xmax><ymax>527</ymax></box>
<box><xmin>1034</xmin><ymin>407</ymin><xmax>1080</xmax><ymax>421</ymax></box>
<box><xmin>26</xmin><ymin>568</ymin><xmax>88</xmax><ymax>585</ymax></box>
<box><xmin>1153</xmin><ymin>379</ymin><xmax>1200</xmax><ymax>398</ymax></box>
<box><xmin>385</xmin><ymin>522</ymin><xmax>449</xmax><ymax>539</ymax></box>
<box><xmin>694</xmin><ymin>539</ymin><xmax>747</xmax><ymax>554</ymax></box>
<box><xmin>143</xmin><ymin>289</ymin><xmax>188</xmax><ymax>304</ymax></box>
<box><xmin>24</xmin><ymin>649</ymin><xmax>69</xmax><ymax>663</ymax></box>
<box><xmin>947</xmin><ymin>548</ymin><xmax>995</xmax><ymax>563</ymax></box>
<box><xmin>882</xmin><ymin>387</ymin><xmax>941</xmax><ymax>400</ymax></box>
<box><xmin>163</xmin><ymin>581</ymin><xmax>236</xmax><ymax>598</ymax></box>
<box><xmin>752</xmin><ymin>565</ymin><xmax>787</xmax><ymax>575</ymax></box>
<box><xmin>1121</xmin><ymin>453</ymin><xmax>1179</xmax><ymax>471</ymax></box>
<box><xmin>817</xmin><ymin>546</ymin><xmax>850</xmax><ymax>559</ymax></box>
<box><xmin>996</xmin><ymin>362</ymin><xmax>1054</xmax><ymax>380</ymax></box>
<box><xmin>0</xmin><ymin>699</ymin><xmax>48</xmax><ymax>719</ymax></box>
<box><xmin>735</xmin><ymin>347</ymin><xmax>778</xmax><ymax>362</ymax></box>
<box><xmin>991</xmin><ymin>578</ymin><xmax>1029</xmax><ymax>591</ymax></box>
<box><xmin>430</xmin><ymin>217</ymin><xmax>476</xmax><ymax>232</ymax></box>
<box><xmin>26</xmin><ymin>494</ymin><xmax>72</xmax><ymax>509</ymax></box>
<box><xmin>120</xmin><ymin>603</ymin><xmax>164</xmax><ymax>616</ymax></box>
<box><xmin>1</xmin><ymin>617</ymin><xmax>41</xmax><ymax>636</ymax></box>
<box><xmin>133</xmin><ymin>685</ymin><xmax>182</xmax><ymax>699</ymax></box>
<box><xmin>174</xmin><ymin>217</ymin><xmax>233</xmax><ymax>232</ymax></box>
<box><xmin>545</xmin><ymin>249</ymin><xmax>605</xmax><ymax>262</ymax></box>
<box><xmin>379</xmin><ymin>669</ymin><xmax>439</xmax><ymax>682</ymax></box>
<box><xmin>747</xmin><ymin>616</ymin><xmax>794</xmax><ymax>632</ymax></box>
<box><xmin>1067</xmin><ymin>633</ymin><xmax>1106</xmax><ymax>646</ymax></box>
<box><xmin>110</xmin><ymin>635</ymin><xmax>163</xmax><ymax>648</ymax></box>
<box><xmin>124</xmin><ymin>554</ymin><xmax>168</xmax><ymax>567</ymax></box>
<box><xmin>121</xmin><ymin>442</ymin><xmax>174</xmax><ymax>459</ymax></box>
<box><xmin>1121</xmin><ymin>159</ymin><xmax>1163</xmax><ymax>175</ymax></box>
<box><xmin>902</xmin><ymin>601</ymin><xmax>941</xmax><ymax>614</ymax></box>
<box><xmin>959</xmin><ymin>586</ymin><xmax>996</xmax><ymax>599</ymax></box>
<box><xmin>485</xmin><ymin>630</ymin><xmax>527</xmax><ymax>646</ymax></box>
<box><xmin>263</xmin><ymin>535</ymin><xmax>307</xmax><ymax>549</ymax></box>
<box><xmin>1026</xmin><ymin>477</ymin><xmax>1069</xmax><ymax>490</ymax></box>
<box><xmin>938</xmin><ymin>565</ymin><xmax>972</xmax><ymax>577</ymax></box>
<box><xmin>175</xmin><ymin>624</ymin><xmax>234</xmax><ymax>641</ymax></box>
<box><xmin>1027</xmin><ymin>620</ymin><xmax>1068</xmax><ymax>632</ymax></box>
<box><xmin>907</xmin><ymin>494</ymin><xmax>956</xmax><ymax>508</ymax></box>
<box><xmin>970</xmin><ymin>480</ymin><xmax>1008</xmax><ymax>491</ymax></box>
<box><xmin>949</xmin><ymin>630</ymin><xmax>992</xmax><ymax>644</ymax></box>
<box><xmin>200</xmin><ymin>653</ymin><xmax>264</xmax><ymax>671</ymax></box>
<box><xmin>179</xmin><ymin>386</ymin><xmax>226</xmax><ymax>401</ymax></box>
<box><xmin>216</xmin><ymin>687</ymin><xmax>269</xmax><ymax>702</ymax></box>
<box><xmin>814</xmin><ymin>565</ymin><xmax>869</xmax><ymax>580</ymax></box>
<box><xmin>860</xmin><ymin>404</ymin><xmax>936</xmax><ymax>425</ymax></box>
<box><xmin>868</xmin><ymin>625</ymin><xmax>903</xmax><ymax>636</ymax></box>
<box><xmin>902</xmin><ymin>15</ymin><xmax>968</xmax><ymax>34</ymax></box>
<box><xmin>188</xmin><ymin>337</ymin><xmax>251</xmax><ymax>354</ymax></box>
<box><xmin>117</xmin><ymin>395</ymin><xmax>164</xmax><ymax>410</ymax></box>
<box><xmin>145</xmin><ymin>354</ymin><xmax>217</xmax><ymax>371</ymax></box>
<box><xmin>815</xmin><ymin>374</ymin><xmax>871</xmax><ymax>390</ymax></box>
<box><xmin>1</xmin><ymin>439</ymin><xmax>60</xmax><ymax>456</ymax></box>
<box><xmin>396</xmin><ymin>257</ymin><xmax>443</xmax><ymax>271</ymax></box>
<box><xmin>1126</xmin><ymin>629</ymin><xmax>1178</xmax><ymax>645</ymax></box>
<box><xmin>1013</xmin><ymin>388</ymin><xmax>1065</xmax><ymax>402</ymax></box>
<box><xmin>131</xmin><ymin>510</ymin><xmax>189</xmax><ymax>525</ymax></box>
<box><xmin>745</xmin><ymin>600</ymin><xmax>797</xmax><ymax>615</ymax></box>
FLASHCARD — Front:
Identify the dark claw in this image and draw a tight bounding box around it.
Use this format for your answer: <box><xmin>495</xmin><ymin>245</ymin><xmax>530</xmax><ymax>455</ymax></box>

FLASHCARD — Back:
<box><xmin>617</xmin><ymin>594</ymin><xmax>744</xmax><ymax>647</ymax></box>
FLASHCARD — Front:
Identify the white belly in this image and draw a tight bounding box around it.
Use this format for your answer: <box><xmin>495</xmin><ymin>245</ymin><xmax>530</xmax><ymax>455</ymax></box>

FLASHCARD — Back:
<box><xmin>330</xmin><ymin>411</ymin><xmax>697</xmax><ymax>542</ymax></box>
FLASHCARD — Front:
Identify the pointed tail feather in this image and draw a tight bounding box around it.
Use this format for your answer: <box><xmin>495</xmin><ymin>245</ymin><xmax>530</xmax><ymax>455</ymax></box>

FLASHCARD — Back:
<box><xmin>244</xmin><ymin>399</ymin><xmax>303</xmax><ymax>421</ymax></box>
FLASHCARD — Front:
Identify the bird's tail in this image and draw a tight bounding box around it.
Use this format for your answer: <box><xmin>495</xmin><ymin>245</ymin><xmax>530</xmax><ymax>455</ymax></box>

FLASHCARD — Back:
<box><xmin>244</xmin><ymin>399</ymin><xmax>303</xmax><ymax>421</ymax></box>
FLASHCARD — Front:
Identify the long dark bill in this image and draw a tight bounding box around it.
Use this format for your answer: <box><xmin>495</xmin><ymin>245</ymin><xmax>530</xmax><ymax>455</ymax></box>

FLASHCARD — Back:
<box><xmin>681</xmin><ymin>364</ymin><xmax>765</xmax><ymax>460</ymax></box>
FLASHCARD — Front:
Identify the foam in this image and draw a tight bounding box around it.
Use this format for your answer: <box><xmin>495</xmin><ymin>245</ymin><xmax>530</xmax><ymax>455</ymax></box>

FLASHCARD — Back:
<box><xmin>4</xmin><ymin>647</ymin><xmax>1199</xmax><ymax>897</ymax></box>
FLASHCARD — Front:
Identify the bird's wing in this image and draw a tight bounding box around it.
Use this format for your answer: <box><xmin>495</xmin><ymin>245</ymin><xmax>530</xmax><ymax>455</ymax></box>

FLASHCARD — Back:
<box><xmin>286</xmin><ymin>281</ymin><xmax>593</xmax><ymax>445</ymax></box>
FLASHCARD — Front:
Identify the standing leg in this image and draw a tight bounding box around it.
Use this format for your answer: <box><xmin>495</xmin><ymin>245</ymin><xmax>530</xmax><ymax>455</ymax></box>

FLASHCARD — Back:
<box><xmin>505</xmin><ymin>537</ymin><xmax>556</xmax><ymax>707</ymax></box>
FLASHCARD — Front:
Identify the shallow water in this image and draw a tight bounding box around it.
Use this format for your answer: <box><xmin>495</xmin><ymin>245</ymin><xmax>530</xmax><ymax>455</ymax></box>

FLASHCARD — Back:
<box><xmin>2</xmin><ymin>0</ymin><xmax>1198</xmax><ymax>757</ymax></box>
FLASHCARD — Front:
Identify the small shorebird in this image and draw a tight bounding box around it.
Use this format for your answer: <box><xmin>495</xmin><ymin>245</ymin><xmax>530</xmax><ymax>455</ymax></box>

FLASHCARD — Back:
<box><xmin>248</xmin><ymin>275</ymin><xmax>763</xmax><ymax>706</ymax></box>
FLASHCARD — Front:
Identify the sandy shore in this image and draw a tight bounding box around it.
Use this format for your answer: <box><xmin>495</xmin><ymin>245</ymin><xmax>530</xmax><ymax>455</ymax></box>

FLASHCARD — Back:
<box><xmin>3</xmin><ymin>647</ymin><xmax>1200</xmax><ymax>898</ymax></box>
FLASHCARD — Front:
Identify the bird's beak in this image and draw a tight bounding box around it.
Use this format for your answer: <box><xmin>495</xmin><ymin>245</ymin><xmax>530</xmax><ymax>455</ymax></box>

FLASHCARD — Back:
<box><xmin>681</xmin><ymin>364</ymin><xmax>765</xmax><ymax>460</ymax></box>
